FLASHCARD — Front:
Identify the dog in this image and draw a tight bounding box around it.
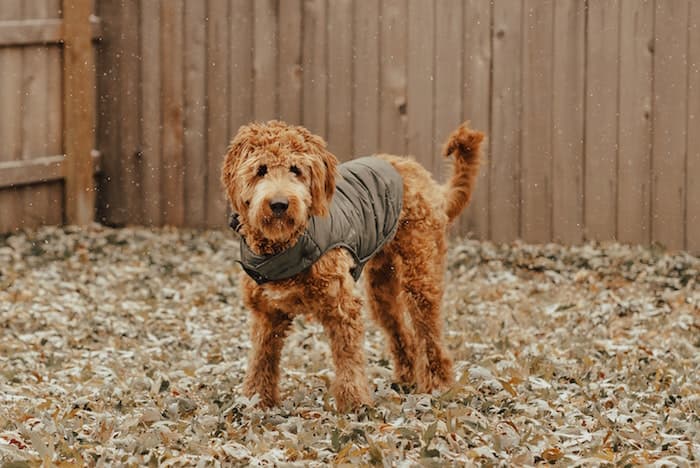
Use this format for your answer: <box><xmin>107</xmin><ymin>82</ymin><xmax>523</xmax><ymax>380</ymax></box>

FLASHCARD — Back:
<box><xmin>221</xmin><ymin>120</ymin><xmax>483</xmax><ymax>411</ymax></box>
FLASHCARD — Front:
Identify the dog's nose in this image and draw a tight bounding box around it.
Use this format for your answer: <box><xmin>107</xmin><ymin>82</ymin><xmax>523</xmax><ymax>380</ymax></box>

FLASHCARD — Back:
<box><xmin>269</xmin><ymin>197</ymin><xmax>289</xmax><ymax>216</ymax></box>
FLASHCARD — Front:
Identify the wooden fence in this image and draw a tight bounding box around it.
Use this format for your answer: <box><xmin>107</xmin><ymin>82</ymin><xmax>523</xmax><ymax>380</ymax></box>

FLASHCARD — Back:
<box><xmin>2</xmin><ymin>0</ymin><xmax>699</xmax><ymax>252</ymax></box>
<box><xmin>0</xmin><ymin>0</ymin><xmax>98</xmax><ymax>232</ymax></box>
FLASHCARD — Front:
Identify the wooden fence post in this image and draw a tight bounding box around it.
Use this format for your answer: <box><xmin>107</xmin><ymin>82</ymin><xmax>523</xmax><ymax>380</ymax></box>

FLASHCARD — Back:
<box><xmin>63</xmin><ymin>0</ymin><xmax>95</xmax><ymax>225</ymax></box>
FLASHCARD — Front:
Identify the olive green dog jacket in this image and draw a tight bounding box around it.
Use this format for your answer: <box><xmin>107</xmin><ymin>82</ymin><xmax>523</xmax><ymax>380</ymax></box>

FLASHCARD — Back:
<box><xmin>238</xmin><ymin>156</ymin><xmax>404</xmax><ymax>284</ymax></box>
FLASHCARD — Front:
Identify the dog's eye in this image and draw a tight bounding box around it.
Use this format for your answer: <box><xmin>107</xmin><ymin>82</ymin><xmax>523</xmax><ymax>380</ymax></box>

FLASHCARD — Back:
<box><xmin>256</xmin><ymin>165</ymin><xmax>267</xmax><ymax>177</ymax></box>
<box><xmin>290</xmin><ymin>165</ymin><xmax>301</xmax><ymax>176</ymax></box>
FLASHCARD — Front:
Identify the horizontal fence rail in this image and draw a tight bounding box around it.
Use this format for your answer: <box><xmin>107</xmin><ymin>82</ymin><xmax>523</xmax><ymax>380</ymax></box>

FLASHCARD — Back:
<box><xmin>0</xmin><ymin>152</ymin><xmax>101</xmax><ymax>188</ymax></box>
<box><xmin>0</xmin><ymin>16</ymin><xmax>101</xmax><ymax>46</ymax></box>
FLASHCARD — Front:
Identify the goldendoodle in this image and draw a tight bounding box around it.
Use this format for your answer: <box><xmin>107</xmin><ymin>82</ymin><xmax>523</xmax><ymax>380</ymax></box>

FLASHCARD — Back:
<box><xmin>221</xmin><ymin>120</ymin><xmax>483</xmax><ymax>411</ymax></box>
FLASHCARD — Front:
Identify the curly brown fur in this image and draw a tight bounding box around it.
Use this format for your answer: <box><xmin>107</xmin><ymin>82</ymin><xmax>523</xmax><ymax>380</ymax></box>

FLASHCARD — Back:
<box><xmin>221</xmin><ymin>120</ymin><xmax>483</xmax><ymax>411</ymax></box>
<box><xmin>443</xmin><ymin>122</ymin><xmax>485</xmax><ymax>222</ymax></box>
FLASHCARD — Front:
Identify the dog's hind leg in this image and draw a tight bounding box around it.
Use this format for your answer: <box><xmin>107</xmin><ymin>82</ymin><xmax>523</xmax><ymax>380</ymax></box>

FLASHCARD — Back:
<box><xmin>364</xmin><ymin>250</ymin><xmax>417</xmax><ymax>385</ymax></box>
<box><xmin>242</xmin><ymin>307</ymin><xmax>292</xmax><ymax>408</ymax></box>
<box><xmin>399</xmin><ymin>235</ymin><xmax>454</xmax><ymax>393</ymax></box>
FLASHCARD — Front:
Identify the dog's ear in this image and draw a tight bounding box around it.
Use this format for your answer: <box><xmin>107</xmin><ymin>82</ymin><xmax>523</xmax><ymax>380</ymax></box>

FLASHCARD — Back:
<box><xmin>303</xmin><ymin>131</ymin><xmax>338</xmax><ymax>217</ymax></box>
<box><xmin>221</xmin><ymin>125</ymin><xmax>254</xmax><ymax>212</ymax></box>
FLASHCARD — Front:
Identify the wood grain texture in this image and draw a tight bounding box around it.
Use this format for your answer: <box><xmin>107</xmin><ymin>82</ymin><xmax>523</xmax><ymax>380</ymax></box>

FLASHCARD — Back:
<box><xmin>0</xmin><ymin>19</ymin><xmax>62</xmax><ymax>46</ymax></box>
<box><xmin>0</xmin><ymin>153</ymin><xmax>100</xmax><ymax>188</ymax></box>
<box><xmin>95</xmin><ymin>0</ymin><xmax>119</xmax><ymax>224</ymax></box>
<box><xmin>63</xmin><ymin>0</ymin><xmax>96</xmax><ymax>225</ymax></box>
<box><xmin>688</xmin><ymin>1</ymin><xmax>700</xmax><ymax>252</ymax></box>
<box><xmin>434</xmin><ymin>0</ymin><xmax>462</xmax><ymax>184</ymax></box>
<box><xmin>652</xmin><ymin>0</ymin><xmax>688</xmax><ymax>250</ymax></box>
<box><xmin>379</xmin><ymin>0</ymin><xmax>408</xmax><ymax>155</ymax></box>
<box><xmin>95</xmin><ymin>0</ymin><xmax>140</xmax><ymax>226</ymax></box>
<box><xmin>183</xmin><ymin>0</ymin><xmax>207</xmax><ymax>227</ymax></box>
<box><xmin>116</xmin><ymin>0</ymin><xmax>141</xmax><ymax>225</ymax></box>
<box><xmin>585</xmin><ymin>0</ymin><xmax>620</xmax><ymax>241</ymax></box>
<box><xmin>0</xmin><ymin>155</ymin><xmax>64</xmax><ymax>188</ymax></box>
<box><xmin>552</xmin><ymin>0</ymin><xmax>585</xmax><ymax>244</ymax></box>
<box><xmin>521</xmin><ymin>0</ymin><xmax>553</xmax><ymax>244</ymax></box>
<box><xmin>46</xmin><ymin>0</ymin><xmax>61</xmax><ymax>163</ymax></box>
<box><xmin>161</xmin><ymin>0</ymin><xmax>185</xmax><ymax>226</ymax></box>
<box><xmin>490</xmin><ymin>0</ymin><xmax>522</xmax><ymax>243</ymax></box>
<box><xmin>140</xmin><ymin>0</ymin><xmax>162</xmax><ymax>226</ymax></box>
<box><xmin>230</xmin><ymin>0</ymin><xmax>254</xmax><ymax>132</ymax></box>
<box><xmin>206</xmin><ymin>0</ymin><xmax>231</xmax><ymax>227</ymax></box>
<box><xmin>617</xmin><ymin>0</ymin><xmax>653</xmax><ymax>245</ymax></box>
<box><xmin>461</xmin><ymin>0</ymin><xmax>492</xmax><ymax>239</ymax></box>
<box><xmin>0</xmin><ymin>0</ymin><xmax>24</xmax><ymax>232</ymax></box>
<box><xmin>326</xmin><ymin>0</ymin><xmax>353</xmax><ymax>161</ymax></box>
<box><xmin>352</xmin><ymin>0</ymin><xmax>379</xmax><ymax>157</ymax></box>
<box><xmin>1</xmin><ymin>1</ymin><xmax>696</xmax><ymax>245</ymax></box>
<box><xmin>253</xmin><ymin>0</ymin><xmax>278</xmax><ymax>121</ymax></box>
<box><xmin>278</xmin><ymin>0</ymin><xmax>302</xmax><ymax>123</ymax></box>
<box><xmin>22</xmin><ymin>0</ymin><xmax>55</xmax><ymax>228</ymax></box>
<box><xmin>302</xmin><ymin>0</ymin><xmax>327</xmax><ymax>137</ymax></box>
<box><xmin>406</xmin><ymin>0</ymin><xmax>434</xmax><ymax>169</ymax></box>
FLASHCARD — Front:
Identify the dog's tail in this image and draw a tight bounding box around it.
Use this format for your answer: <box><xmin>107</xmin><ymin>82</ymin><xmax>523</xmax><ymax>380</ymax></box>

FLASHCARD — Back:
<box><xmin>442</xmin><ymin>122</ymin><xmax>484</xmax><ymax>223</ymax></box>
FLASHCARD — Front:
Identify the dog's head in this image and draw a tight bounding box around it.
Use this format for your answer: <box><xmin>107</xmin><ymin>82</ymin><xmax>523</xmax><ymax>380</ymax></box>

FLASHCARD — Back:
<box><xmin>221</xmin><ymin>120</ymin><xmax>338</xmax><ymax>245</ymax></box>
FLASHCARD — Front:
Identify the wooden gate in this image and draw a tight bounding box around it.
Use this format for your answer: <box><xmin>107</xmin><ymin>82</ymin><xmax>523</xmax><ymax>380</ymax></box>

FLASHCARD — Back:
<box><xmin>0</xmin><ymin>0</ymin><xmax>97</xmax><ymax>232</ymax></box>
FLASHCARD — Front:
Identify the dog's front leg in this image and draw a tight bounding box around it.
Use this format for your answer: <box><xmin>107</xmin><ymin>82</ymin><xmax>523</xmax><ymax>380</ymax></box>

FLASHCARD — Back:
<box><xmin>242</xmin><ymin>306</ymin><xmax>292</xmax><ymax>408</ymax></box>
<box><xmin>318</xmin><ymin>285</ymin><xmax>372</xmax><ymax>412</ymax></box>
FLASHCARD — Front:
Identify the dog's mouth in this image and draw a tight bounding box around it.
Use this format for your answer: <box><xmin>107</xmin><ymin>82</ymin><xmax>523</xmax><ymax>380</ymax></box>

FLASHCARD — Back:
<box><xmin>258</xmin><ymin>213</ymin><xmax>304</xmax><ymax>240</ymax></box>
<box><xmin>262</xmin><ymin>215</ymin><xmax>296</xmax><ymax>227</ymax></box>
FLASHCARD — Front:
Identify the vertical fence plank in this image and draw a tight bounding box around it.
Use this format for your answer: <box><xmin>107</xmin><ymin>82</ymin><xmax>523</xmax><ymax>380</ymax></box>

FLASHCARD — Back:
<box><xmin>95</xmin><ymin>0</ymin><xmax>120</xmax><ymax>224</ymax></box>
<box><xmin>161</xmin><ymin>0</ymin><xmax>185</xmax><ymax>226</ymax></box>
<box><xmin>552</xmin><ymin>0</ymin><xmax>585</xmax><ymax>244</ymax></box>
<box><xmin>585</xmin><ymin>0</ymin><xmax>620</xmax><ymax>241</ymax></box>
<box><xmin>0</xmin><ymin>0</ymin><xmax>23</xmax><ymax>232</ymax></box>
<box><xmin>617</xmin><ymin>0</ymin><xmax>653</xmax><ymax>245</ymax></box>
<box><xmin>206</xmin><ymin>0</ymin><xmax>230</xmax><ymax>226</ymax></box>
<box><xmin>278</xmin><ymin>0</ymin><xmax>302</xmax><ymax>124</ymax></box>
<box><xmin>119</xmin><ymin>0</ymin><xmax>141</xmax><ymax>224</ymax></box>
<box><xmin>434</xmin><ymin>0</ymin><xmax>462</xmax><ymax>183</ymax></box>
<box><xmin>327</xmin><ymin>0</ymin><xmax>353</xmax><ymax>160</ymax></box>
<box><xmin>183</xmin><ymin>0</ymin><xmax>207</xmax><ymax>227</ymax></box>
<box><xmin>379</xmin><ymin>0</ymin><xmax>408</xmax><ymax>155</ymax></box>
<box><xmin>140</xmin><ymin>0</ymin><xmax>161</xmax><ymax>226</ymax></box>
<box><xmin>688</xmin><ymin>1</ymin><xmax>700</xmax><ymax>252</ymax></box>
<box><xmin>490</xmin><ymin>0</ymin><xmax>522</xmax><ymax>243</ymax></box>
<box><xmin>254</xmin><ymin>0</ymin><xmax>278</xmax><ymax>121</ymax></box>
<box><xmin>226</xmin><ymin>0</ymin><xmax>253</xmax><ymax>223</ymax></box>
<box><xmin>22</xmin><ymin>0</ymin><xmax>52</xmax><ymax>228</ymax></box>
<box><xmin>406</xmin><ymin>0</ymin><xmax>434</xmax><ymax>169</ymax></box>
<box><xmin>96</xmin><ymin>0</ymin><xmax>139</xmax><ymax>226</ymax></box>
<box><xmin>43</xmin><ymin>0</ymin><xmax>63</xmax><ymax>227</ymax></box>
<box><xmin>230</xmin><ymin>0</ymin><xmax>254</xmax><ymax>135</ymax></box>
<box><xmin>352</xmin><ymin>0</ymin><xmax>379</xmax><ymax>157</ymax></box>
<box><xmin>461</xmin><ymin>0</ymin><xmax>492</xmax><ymax>239</ymax></box>
<box><xmin>47</xmin><ymin>0</ymin><xmax>62</xmax><ymax>174</ymax></box>
<box><xmin>652</xmin><ymin>0</ymin><xmax>688</xmax><ymax>250</ymax></box>
<box><xmin>302</xmin><ymin>0</ymin><xmax>327</xmax><ymax>137</ymax></box>
<box><xmin>521</xmin><ymin>0</ymin><xmax>553</xmax><ymax>243</ymax></box>
<box><xmin>63</xmin><ymin>0</ymin><xmax>96</xmax><ymax>225</ymax></box>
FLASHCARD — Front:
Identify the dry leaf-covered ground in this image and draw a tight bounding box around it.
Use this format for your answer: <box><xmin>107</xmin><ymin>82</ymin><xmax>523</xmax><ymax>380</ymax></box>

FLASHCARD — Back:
<box><xmin>1</xmin><ymin>225</ymin><xmax>698</xmax><ymax>466</ymax></box>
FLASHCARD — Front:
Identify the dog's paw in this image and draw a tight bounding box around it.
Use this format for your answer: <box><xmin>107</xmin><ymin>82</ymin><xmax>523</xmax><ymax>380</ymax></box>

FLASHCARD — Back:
<box><xmin>333</xmin><ymin>384</ymin><xmax>372</xmax><ymax>412</ymax></box>
<box><xmin>335</xmin><ymin>394</ymin><xmax>373</xmax><ymax>413</ymax></box>
<box><xmin>415</xmin><ymin>355</ymin><xmax>455</xmax><ymax>394</ymax></box>
<box><xmin>243</xmin><ymin>383</ymin><xmax>280</xmax><ymax>409</ymax></box>
<box><xmin>393</xmin><ymin>365</ymin><xmax>416</xmax><ymax>387</ymax></box>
